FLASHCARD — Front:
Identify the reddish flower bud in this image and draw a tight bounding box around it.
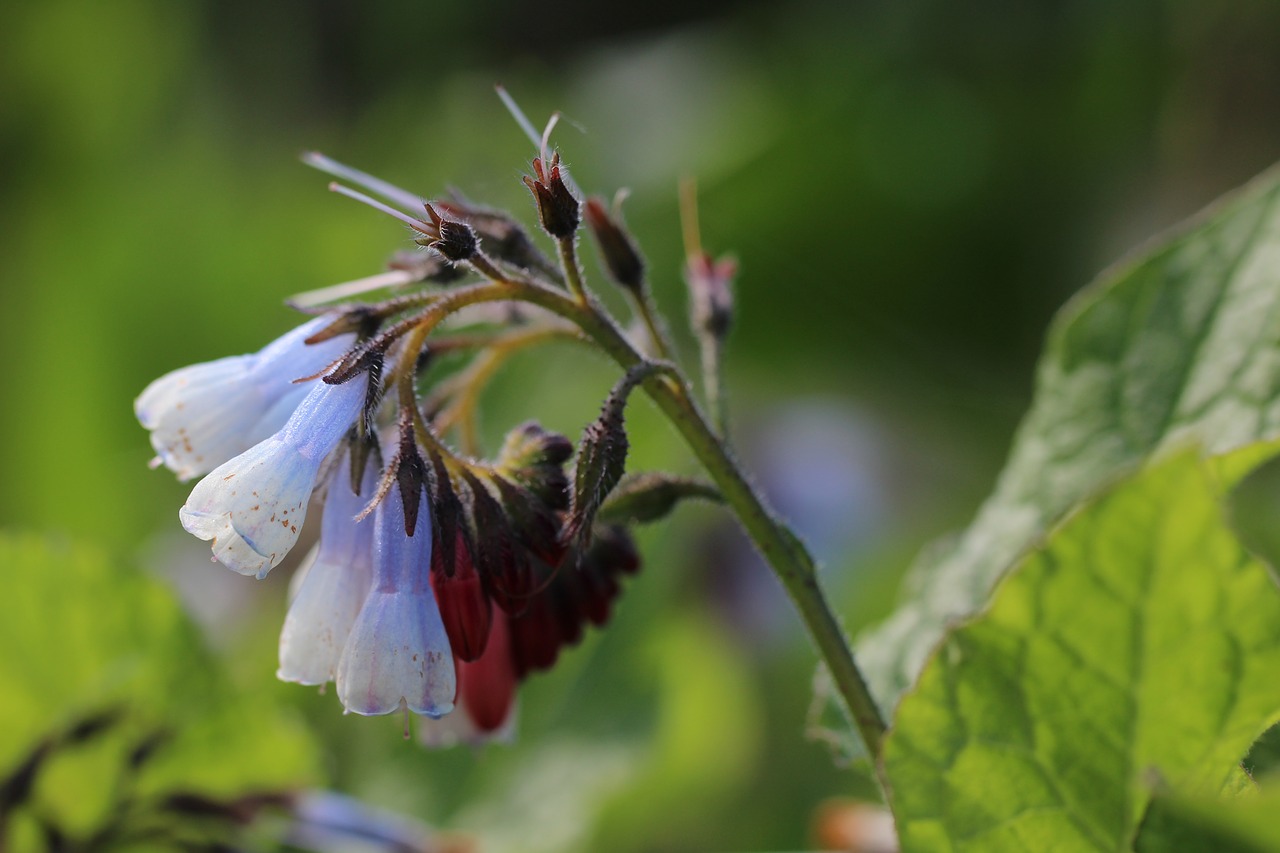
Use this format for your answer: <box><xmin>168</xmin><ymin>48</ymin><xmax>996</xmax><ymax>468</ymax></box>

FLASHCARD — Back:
<box><xmin>430</xmin><ymin>531</ymin><xmax>492</xmax><ymax>662</ymax></box>
<box><xmin>491</xmin><ymin>475</ymin><xmax>566</xmax><ymax>567</ymax></box>
<box><xmin>522</xmin><ymin>153</ymin><xmax>580</xmax><ymax>239</ymax></box>
<box><xmin>509</xmin><ymin>593</ymin><xmax>563</xmax><ymax>677</ymax></box>
<box><xmin>584</xmin><ymin>197</ymin><xmax>645</xmax><ymax>292</ymax></box>
<box><xmin>456</xmin><ymin>610</ymin><xmax>517</xmax><ymax>732</ymax></box>
<box><xmin>686</xmin><ymin>252</ymin><xmax>736</xmax><ymax>340</ymax></box>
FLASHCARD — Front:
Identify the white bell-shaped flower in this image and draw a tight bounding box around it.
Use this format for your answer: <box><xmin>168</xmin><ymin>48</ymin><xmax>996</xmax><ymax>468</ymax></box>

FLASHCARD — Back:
<box><xmin>337</xmin><ymin>482</ymin><xmax>456</xmax><ymax>717</ymax></box>
<box><xmin>278</xmin><ymin>451</ymin><xmax>378</xmax><ymax>685</ymax></box>
<box><xmin>179</xmin><ymin>374</ymin><xmax>368</xmax><ymax>579</ymax></box>
<box><xmin>135</xmin><ymin>316</ymin><xmax>352</xmax><ymax>480</ymax></box>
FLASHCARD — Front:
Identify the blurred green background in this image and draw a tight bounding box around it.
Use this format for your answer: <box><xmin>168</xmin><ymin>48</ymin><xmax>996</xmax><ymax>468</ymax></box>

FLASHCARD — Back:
<box><xmin>4</xmin><ymin>0</ymin><xmax>1280</xmax><ymax>849</ymax></box>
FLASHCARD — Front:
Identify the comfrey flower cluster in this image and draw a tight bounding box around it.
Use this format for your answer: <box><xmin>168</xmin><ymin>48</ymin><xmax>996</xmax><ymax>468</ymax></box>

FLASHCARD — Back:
<box><xmin>137</xmin><ymin>93</ymin><xmax>734</xmax><ymax>743</ymax></box>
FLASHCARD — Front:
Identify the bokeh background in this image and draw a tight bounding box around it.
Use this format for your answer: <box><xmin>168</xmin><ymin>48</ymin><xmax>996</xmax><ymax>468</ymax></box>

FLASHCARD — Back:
<box><xmin>4</xmin><ymin>1</ymin><xmax>1280</xmax><ymax>850</ymax></box>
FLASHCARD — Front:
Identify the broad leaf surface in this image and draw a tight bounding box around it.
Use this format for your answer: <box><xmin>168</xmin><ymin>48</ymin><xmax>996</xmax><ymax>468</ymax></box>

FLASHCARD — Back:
<box><xmin>860</xmin><ymin>167</ymin><xmax>1280</xmax><ymax>710</ymax></box>
<box><xmin>1135</xmin><ymin>790</ymin><xmax>1280</xmax><ymax>853</ymax></box>
<box><xmin>0</xmin><ymin>533</ymin><xmax>319</xmax><ymax>835</ymax></box>
<box><xmin>883</xmin><ymin>453</ymin><xmax>1280</xmax><ymax>852</ymax></box>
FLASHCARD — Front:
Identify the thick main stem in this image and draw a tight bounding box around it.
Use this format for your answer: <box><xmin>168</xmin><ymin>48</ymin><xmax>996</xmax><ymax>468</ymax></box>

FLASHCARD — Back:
<box><xmin>444</xmin><ymin>269</ymin><xmax>889</xmax><ymax>762</ymax></box>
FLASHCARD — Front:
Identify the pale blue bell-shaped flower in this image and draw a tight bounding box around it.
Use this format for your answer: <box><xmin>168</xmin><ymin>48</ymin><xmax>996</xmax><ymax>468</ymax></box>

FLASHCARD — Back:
<box><xmin>336</xmin><ymin>482</ymin><xmax>456</xmax><ymax>717</ymax></box>
<box><xmin>277</xmin><ymin>450</ymin><xmax>379</xmax><ymax>685</ymax></box>
<box><xmin>135</xmin><ymin>316</ymin><xmax>353</xmax><ymax>481</ymax></box>
<box><xmin>179</xmin><ymin>374</ymin><xmax>368</xmax><ymax>579</ymax></box>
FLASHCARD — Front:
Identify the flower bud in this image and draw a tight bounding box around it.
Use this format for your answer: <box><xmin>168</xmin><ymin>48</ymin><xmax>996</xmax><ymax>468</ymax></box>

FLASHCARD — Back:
<box><xmin>434</xmin><ymin>199</ymin><xmax>561</xmax><ymax>280</ymax></box>
<box><xmin>430</xmin><ymin>530</ymin><xmax>492</xmax><ymax>663</ymax></box>
<box><xmin>686</xmin><ymin>253</ymin><xmax>736</xmax><ymax>340</ymax></box>
<box><xmin>522</xmin><ymin>152</ymin><xmax>580</xmax><ymax>239</ymax></box>
<box><xmin>584</xmin><ymin>197</ymin><xmax>644</xmax><ymax>292</ymax></box>
<box><xmin>567</xmin><ymin>365</ymin><xmax>665</xmax><ymax>543</ymax></box>
<box><xmin>495</xmin><ymin>422</ymin><xmax>573</xmax><ymax>511</ymax></box>
<box><xmin>428</xmin><ymin>218</ymin><xmax>479</xmax><ymax>263</ymax></box>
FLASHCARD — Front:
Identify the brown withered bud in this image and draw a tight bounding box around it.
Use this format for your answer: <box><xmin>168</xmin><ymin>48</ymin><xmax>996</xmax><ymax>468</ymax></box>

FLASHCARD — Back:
<box><xmin>414</xmin><ymin>205</ymin><xmax>478</xmax><ymax>262</ymax></box>
<box><xmin>597</xmin><ymin>472</ymin><xmax>722</xmax><ymax>526</ymax></box>
<box><xmin>523</xmin><ymin>152</ymin><xmax>580</xmax><ymax>239</ymax></box>
<box><xmin>584</xmin><ymin>197</ymin><xmax>645</xmax><ymax>292</ymax></box>
<box><xmin>686</xmin><ymin>252</ymin><xmax>736</xmax><ymax>340</ymax></box>
<box><xmin>435</xmin><ymin>198</ymin><xmax>562</xmax><ymax>281</ymax></box>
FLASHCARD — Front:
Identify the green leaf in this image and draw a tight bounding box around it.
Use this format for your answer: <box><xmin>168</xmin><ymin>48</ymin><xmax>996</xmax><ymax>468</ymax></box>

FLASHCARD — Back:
<box><xmin>1135</xmin><ymin>790</ymin><xmax>1280</xmax><ymax>853</ymax></box>
<box><xmin>883</xmin><ymin>453</ymin><xmax>1280</xmax><ymax>852</ymax></box>
<box><xmin>0</xmin><ymin>533</ymin><xmax>319</xmax><ymax>836</ymax></box>
<box><xmin>860</xmin><ymin>165</ymin><xmax>1280</xmax><ymax>710</ymax></box>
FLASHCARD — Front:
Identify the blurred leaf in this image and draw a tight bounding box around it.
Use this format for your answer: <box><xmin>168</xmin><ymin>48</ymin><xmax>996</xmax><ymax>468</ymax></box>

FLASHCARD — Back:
<box><xmin>1135</xmin><ymin>790</ymin><xmax>1280</xmax><ymax>853</ymax></box>
<box><xmin>0</xmin><ymin>532</ymin><xmax>319</xmax><ymax>838</ymax></box>
<box><xmin>883</xmin><ymin>452</ymin><xmax>1280</xmax><ymax>852</ymax></box>
<box><xmin>586</xmin><ymin>610</ymin><xmax>761</xmax><ymax>852</ymax></box>
<box><xmin>860</xmin><ymin>163</ymin><xmax>1280</xmax><ymax>710</ymax></box>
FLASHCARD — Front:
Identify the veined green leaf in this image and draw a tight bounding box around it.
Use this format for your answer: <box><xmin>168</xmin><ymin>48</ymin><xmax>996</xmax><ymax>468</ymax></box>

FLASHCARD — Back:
<box><xmin>0</xmin><ymin>533</ymin><xmax>319</xmax><ymax>836</ymax></box>
<box><xmin>1135</xmin><ymin>789</ymin><xmax>1280</xmax><ymax>853</ymax></box>
<box><xmin>861</xmin><ymin>166</ymin><xmax>1280</xmax><ymax>711</ymax></box>
<box><xmin>883</xmin><ymin>453</ymin><xmax>1280</xmax><ymax>852</ymax></box>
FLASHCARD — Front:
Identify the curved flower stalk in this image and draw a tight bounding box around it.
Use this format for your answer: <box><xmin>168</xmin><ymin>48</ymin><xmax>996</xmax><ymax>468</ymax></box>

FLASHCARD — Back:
<box><xmin>336</xmin><ymin>478</ymin><xmax>456</xmax><ymax>718</ymax></box>
<box><xmin>179</xmin><ymin>374</ymin><xmax>369</xmax><ymax>579</ymax></box>
<box><xmin>138</xmin><ymin>92</ymin><xmax>886</xmax><ymax>768</ymax></box>
<box><xmin>135</xmin><ymin>317</ymin><xmax>354</xmax><ymax>480</ymax></box>
<box><xmin>278</xmin><ymin>451</ymin><xmax>379</xmax><ymax>685</ymax></box>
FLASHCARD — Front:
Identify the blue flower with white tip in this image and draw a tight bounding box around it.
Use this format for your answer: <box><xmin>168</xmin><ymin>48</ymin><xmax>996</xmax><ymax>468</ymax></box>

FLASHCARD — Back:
<box><xmin>278</xmin><ymin>449</ymin><xmax>379</xmax><ymax>685</ymax></box>
<box><xmin>135</xmin><ymin>316</ymin><xmax>353</xmax><ymax>481</ymax></box>
<box><xmin>337</xmin><ymin>475</ymin><xmax>456</xmax><ymax>718</ymax></box>
<box><xmin>178</xmin><ymin>373</ymin><xmax>369</xmax><ymax>579</ymax></box>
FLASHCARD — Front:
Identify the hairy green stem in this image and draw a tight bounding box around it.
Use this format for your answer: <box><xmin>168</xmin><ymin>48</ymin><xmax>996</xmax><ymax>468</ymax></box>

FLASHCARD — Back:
<box><xmin>626</xmin><ymin>288</ymin><xmax>677</xmax><ymax>361</ymax></box>
<box><xmin>443</xmin><ymin>266</ymin><xmax>890</xmax><ymax>764</ymax></box>
<box><xmin>699</xmin><ymin>335</ymin><xmax>728</xmax><ymax>438</ymax></box>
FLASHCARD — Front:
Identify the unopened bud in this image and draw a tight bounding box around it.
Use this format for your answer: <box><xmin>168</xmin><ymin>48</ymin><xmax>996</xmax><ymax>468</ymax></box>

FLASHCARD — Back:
<box><xmin>597</xmin><ymin>472</ymin><xmax>721</xmax><ymax>526</ymax></box>
<box><xmin>495</xmin><ymin>421</ymin><xmax>573</xmax><ymax>511</ymax></box>
<box><xmin>686</xmin><ymin>253</ymin><xmax>736</xmax><ymax>340</ymax></box>
<box><xmin>435</xmin><ymin>199</ymin><xmax>562</xmax><ymax>281</ymax></box>
<box><xmin>431</xmin><ymin>530</ymin><xmax>491</xmax><ymax>662</ymax></box>
<box><xmin>584</xmin><ymin>197</ymin><xmax>645</xmax><ymax>292</ymax></box>
<box><xmin>523</xmin><ymin>152</ymin><xmax>580</xmax><ymax>239</ymax></box>
<box><xmin>491</xmin><ymin>474</ymin><xmax>565</xmax><ymax>567</ymax></box>
<box><xmin>569</xmin><ymin>366</ymin><xmax>664</xmax><ymax>543</ymax></box>
<box><xmin>414</xmin><ymin>205</ymin><xmax>478</xmax><ymax>262</ymax></box>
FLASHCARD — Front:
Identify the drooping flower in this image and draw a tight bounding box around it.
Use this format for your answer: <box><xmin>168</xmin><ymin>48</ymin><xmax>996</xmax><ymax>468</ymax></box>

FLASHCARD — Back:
<box><xmin>278</xmin><ymin>450</ymin><xmax>379</xmax><ymax>685</ymax></box>
<box><xmin>418</xmin><ymin>609</ymin><xmax>518</xmax><ymax>747</ymax></box>
<box><xmin>179</xmin><ymin>374</ymin><xmax>368</xmax><ymax>579</ymax></box>
<box><xmin>135</xmin><ymin>316</ymin><xmax>353</xmax><ymax>481</ymax></box>
<box><xmin>336</xmin><ymin>475</ymin><xmax>456</xmax><ymax>718</ymax></box>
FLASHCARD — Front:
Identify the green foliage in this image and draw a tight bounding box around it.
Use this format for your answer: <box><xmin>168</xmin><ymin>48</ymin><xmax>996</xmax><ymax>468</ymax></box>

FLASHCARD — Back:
<box><xmin>883</xmin><ymin>452</ymin><xmax>1280</xmax><ymax>851</ymax></box>
<box><xmin>1134</xmin><ymin>790</ymin><xmax>1280</xmax><ymax>853</ymax></box>
<box><xmin>0</xmin><ymin>533</ymin><xmax>319</xmax><ymax>844</ymax></box>
<box><xmin>861</xmin><ymin>165</ymin><xmax>1280</xmax><ymax>710</ymax></box>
